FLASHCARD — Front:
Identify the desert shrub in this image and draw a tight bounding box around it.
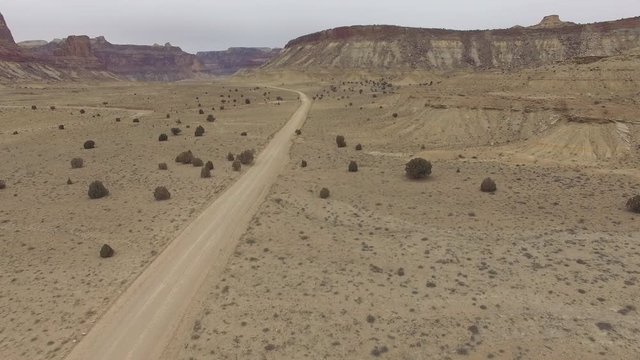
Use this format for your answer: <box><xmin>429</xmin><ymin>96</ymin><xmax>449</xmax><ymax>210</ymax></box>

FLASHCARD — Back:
<box><xmin>80</xmin><ymin>109</ymin><xmax>86</xmax><ymax>114</ymax></box>
<box><xmin>153</xmin><ymin>186</ymin><xmax>171</xmax><ymax>201</ymax></box>
<box><xmin>238</xmin><ymin>149</ymin><xmax>255</xmax><ymax>165</ymax></box>
<box><xmin>240</xmin><ymin>131</ymin><xmax>247</xmax><ymax>136</ymax></box>
<box><xmin>232</xmin><ymin>160</ymin><xmax>242</xmax><ymax>171</ymax></box>
<box><xmin>392</xmin><ymin>113</ymin><xmax>398</xmax><ymax>118</ymax></box>
<box><xmin>0</xmin><ymin>180</ymin><xmax>5</xmax><ymax>189</ymax></box>
<box><xmin>355</xmin><ymin>144</ymin><xmax>363</xmax><ymax>151</ymax></box>
<box><xmin>198</xmin><ymin>109</ymin><xmax>204</xmax><ymax>115</ymax></box>
<box><xmin>480</xmin><ymin>177</ymin><xmax>497</xmax><ymax>193</ymax></box>
<box><xmin>227</xmin><ymin>152</ymin><xmax>235</xmax><ymax>161</ymax></box>
<box><xmin>205</xmin><ymin>161</ymin><xmax>214</xmax><ymax>170</ymax></box>
<box><xmin>171</xmin><ymin>127</ymin><xmax>181</xmax><ymax>136</ymax></box>
<box><xmin>133</xmin><ymin>118</ymin><xmax>140</xmax><ymax>123</ymax></box>
<box><xmin>192</xmin><ymin>158</ymin><xmax>204</xmax><ymax>167</ymax></box>
<box><xmin>195</xmin><ymin>125</ymin><xmax>205</xmax><ymax>137</ymax></box>
<box><xmin>158</xmin><ymin>163</ymin><xmax>168</xmax><ymax>170</ymax></box>
<box><xmin>166</xmin><ymin>113</ymin><xmax>171</xmax><ymax>119</ymax></box>
<box><xmin>200</xmin><ymin>166</ymin><xmax>211</xmax><ymax>178</ymax></box>
<box><xmin>336</xmin><ymin>135</ymin><xmax>346</xmax><ymax>148</ymax></box>
<box><xmin>100</xmin><ymin>244</ymin><xmax>114</xmax><ymax>258</ymax></box>
<box><xmin>58</xmin><ymin>124</ymin><xmax>64</xmax><ymax>130</ymax></box>
<box><xmin>206</xmin><ymin>114</ymin><xmax>215</xmax><ymax>122</ymax></box>
<box><xmin>71</xmin><ymin>158</ymin><xmax>84</xmax><ymax>169</ymax></box>
<box><xmin>301</xmin><ymin>160</ymin><xmax>307</xmax><ymax>168</ymax></box>
<box><xmin>245</xmin><ymin>98</ymin><xmax>251</xmax><ymax>105</ymax></box>
<box><xmin>175</xmin><ymin>150</ymin><xmax>194</xmax><ymax>164</ymax></box>
<box><xmin>319</xmin><ymin>187</ymin><xmax>330</xmax><ymax>199</ymax></box>
<box><xmin>405</xmin><ymin>158</ymin><xmax>432</xmax><ymax>179</ymax></box>
<box><xmin>31</xmin><ymin>105</ymin><xmax>37</xmax><ymax>110</ymax></box>
<box><xmin>88</xmin><ymin>181</ymin><xmax>109</xmax><ymax>199</ymax></box>
<box><xmin>295</xmin><ymin>129</ymin><xmax>302</xmax><ymax>135</ymax></box>
<box><xmin>66</xmin><ymin>178</ymin><xmax>73</xmax><ymax>185</ymax></box>
<box><xmin>348</xmin><ymin>161</ymin><xmax>358</xmax><ymax>172</ymax></box>
<box><xmin>115</xmin><ymin>117</ymin><xmax>121</xmax><ymax>122</ymax></box>
<box><xmin>83</xmin><ymin>140</ymin><xmax>95</xmax><ymax>149</ymax></box>
<box><xmin>626</xmin><ymin>195</ymin><xmax>640</xmax><ymax>213</ymax></box>
<box><xmin>158</xmin><ymin>133</ymin><xmax>168</xmax><ymax>142</ymax></box>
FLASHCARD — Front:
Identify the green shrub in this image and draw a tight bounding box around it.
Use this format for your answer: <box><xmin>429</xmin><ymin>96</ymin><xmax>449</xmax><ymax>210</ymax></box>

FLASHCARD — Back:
<box><xmin>192</xmin><ymin>158</ymin><xmax>204</xmax><ymax>167</ymax></box>
<box><xmin>238</xmin><ymin>149</ymin><xmax>255</xmax><ymax>165</ymax></box>
<box><xmin>319</xmin><ymin>187</ymin><xmax>330</xmax><ymax>199</ymax></box>
<box><xmin>88</xmin><ymin>181</ymin><xmax>109</xmax><ymax>199</ymax></box>
<box><xmin>480</xmin><ymin>178</ymin><xmax>497</xmax><ymax>193</ymax></box>
<box><xmin>71</xmin><ymin>158</ymin><xmax>84</xmax><ymax>169</ymax></box>
<box><xmin>175</xmin><ymin>150</ymin><xmax>194</xmax><ymax>164</ymax></box>
<box><xmin>154</xmin><ymin>186</ymin><xmax>171</xmax><ymax>201</ymax></box>
<box><xmin>626</xmin><ymin>195</ymin><xmax>640</xmax><ymax>213</ymax></box>
<box><xmin>405</xmin><ymin>158</ymin><xmax>432</xmax><ymax>179</ymax></box>
<box><xmin>232</xmin><ymin>160</ymin><xmax>241</xmax><ymax>171</ymax></box>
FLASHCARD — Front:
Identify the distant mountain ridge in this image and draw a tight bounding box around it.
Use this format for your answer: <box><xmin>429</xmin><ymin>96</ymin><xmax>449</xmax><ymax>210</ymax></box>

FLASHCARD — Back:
<box><xmin>265</xmin><ymin>16</ymin><xmax>640</xmax><ymax>71</ymax></box>
<box><xmin>196</xmin><ymin>47</ymin><xmax>281</xmax><ymax>75</ymax></box>
<box><xmin>0</xmin><ymin>11</ymin><xmax>279</xmax><ymax>82</ymax></box>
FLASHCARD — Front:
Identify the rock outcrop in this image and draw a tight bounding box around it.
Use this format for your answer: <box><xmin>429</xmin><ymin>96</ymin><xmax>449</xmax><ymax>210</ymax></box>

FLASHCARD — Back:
<box><xmin>25</xmin><ymin>35</ymin><xmax>201</xmax><ymax>80</ymax></box>
<box><xmin>265</xmin><ymin>16</ymin><xmax>640</xmax><ymax>72</ymax></box>
<box><xmin>529</xmin><ymin>15</ymin><xmax>576</xmax><ymax>29</ymax></box>
<box><xmin>0</xmin><ymin>12</ymin><xmax>24</xmax><ymax>61</ymax></box>
<box><xmin>196</xmin><ymin>47</ymin><xmax>281</xmax><ymax>75</ymax></box>
<box><xmin>0</xmin><ymin>11</ymin><xmax>201</xmax><ymax>81</ymax></box>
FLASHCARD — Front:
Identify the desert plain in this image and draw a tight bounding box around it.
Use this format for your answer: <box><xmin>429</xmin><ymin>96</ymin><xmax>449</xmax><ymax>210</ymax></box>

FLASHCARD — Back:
<box><xmin>0</xmin><ymin>50</ymin><xmax>640</xmax><ymax>360</ymax></box>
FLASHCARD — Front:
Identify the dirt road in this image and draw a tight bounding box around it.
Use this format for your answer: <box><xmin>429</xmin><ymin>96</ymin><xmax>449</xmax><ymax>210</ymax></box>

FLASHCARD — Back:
<box><xmin>65</xmin><ymin>88</ymin><xmax>310</xmax><ymax>360</ymax></box>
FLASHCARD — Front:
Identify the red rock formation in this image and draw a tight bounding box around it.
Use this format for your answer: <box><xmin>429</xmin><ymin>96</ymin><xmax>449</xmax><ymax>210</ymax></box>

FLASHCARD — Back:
<box><xmin>0</xmin><ymin>12</ymin><xmax>25</xmax><ymax>61</ymax></box>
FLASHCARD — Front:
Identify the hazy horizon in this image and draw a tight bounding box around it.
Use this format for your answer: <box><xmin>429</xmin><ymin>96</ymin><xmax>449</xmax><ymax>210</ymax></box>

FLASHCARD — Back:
<box><xmin>2</xmin><ymin>0</ymin><xmax>639</xmax><ymax>53</ymax></box>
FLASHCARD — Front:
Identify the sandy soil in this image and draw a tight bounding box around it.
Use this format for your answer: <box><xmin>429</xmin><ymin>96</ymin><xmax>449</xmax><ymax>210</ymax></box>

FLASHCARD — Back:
<box><xmin>172</xmin><ymin>57</ymin><xmax>640</xmax><ymax>360</ymax></box>
<box><xmin>1</xmin><ymin>53</ymin><xmax>640</xmax><ymax>360</ymax></box>
<box><xmin>65</xmin><ymin>89</ymin><xmax>310</xmax><ymax>360</ymax></box>
<box><xmin>0</xmin><ymin>82</ymin><xmax>298</xmax><ymax>360</ymax></box>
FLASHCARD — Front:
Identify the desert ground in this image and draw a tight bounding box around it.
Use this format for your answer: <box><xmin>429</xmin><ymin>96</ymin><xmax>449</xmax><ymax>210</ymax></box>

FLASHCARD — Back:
<box><xmin>0</xmin><ymin>82</ymin><xmax>299</xmax><ymax>360</ymax></box>
<box><xmin>170</xmin><ymin>56</ymin><xmax>640</xmax><ymax>359</ymax></box>
<box><xmin>1</xmin><ymin>53</ymin><xmax>640</xmax><ymax>360</ymax></box>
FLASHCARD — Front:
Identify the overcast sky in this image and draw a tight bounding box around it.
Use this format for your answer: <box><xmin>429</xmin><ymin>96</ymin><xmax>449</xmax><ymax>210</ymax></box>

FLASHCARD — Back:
<box><xmin>2</xmin><ymin>0</ymin><xmax>639</xmax><ymax>53</ymax></box>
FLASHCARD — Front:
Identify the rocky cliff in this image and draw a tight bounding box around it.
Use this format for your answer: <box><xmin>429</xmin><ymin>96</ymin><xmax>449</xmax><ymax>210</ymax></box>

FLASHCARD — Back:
<box><xmin>0</xmin><ymin>12</ymin><xmax>25</xmax><ymax>61</ymax></box>
<box><xmin>0</xmin><ymin>11</ymin><xmax>202</xmax><ymax>81</ymax></box>
<box><xmin>24</xmin><ymin>35</ymin><xmax>201</xmax><ymax>80</ymax></box>
<box><xmin>196</xmin><ymin>47</ymin><xmax>281</xmax><ymax>75</ymax></box>
<box><xmin>265</xmin><ymin>16</ymin><xmax>640</xmax><ymax>71</ymax></box>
